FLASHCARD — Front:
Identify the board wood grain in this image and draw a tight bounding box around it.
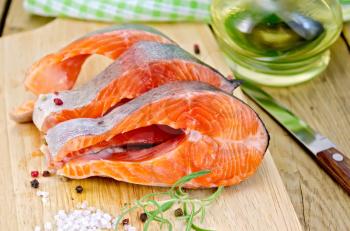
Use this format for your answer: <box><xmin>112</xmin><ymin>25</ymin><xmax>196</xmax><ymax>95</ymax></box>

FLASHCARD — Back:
<box><xmin>248</xmin><ymin>35</ymin><xmax>350</xmax><ymax>230</ymax></box>
<box><xmin>1</xmin><ymin>0</ymin><xmax>52</xmax><ymax>35</ymax></box>
<box><xmin>0</xmin><ymin>19</ymin><xmax>302</xmax><ymax>230</ymax></box>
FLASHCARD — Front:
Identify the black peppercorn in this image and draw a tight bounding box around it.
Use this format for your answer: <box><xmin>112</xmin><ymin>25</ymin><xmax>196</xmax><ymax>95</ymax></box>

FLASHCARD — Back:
<box><xmin>140</xmin><ymin>213</ymin><xmax>148</xmax><ymax>222</ymax></box>
<box><xmin>30</xmin><ymin>179</ymin><xmax>39</xmax><ymax>188</ymax></box>
<box><xmin>193</xmin><ymin>44</ymin><xmax>200</xmax><ymax>55</ymax></box>
<box><xmin>75</xmin><ymin>185</ymin><xmax>83</xmax><ymax>193</ymax></box>
<box><xmin>122</xmin><ymin>218</ymin><xmax>129</xmax><ymax>225</ymax></box>
<box><xmin>174</xmin><ymin>208</ymin><xmax>184</xmax><ymax>217</ymax></box>
<box><xmin>42</xmin><ymin>170</ymin><xmax>50</xmax><ymax>177</ymax></box>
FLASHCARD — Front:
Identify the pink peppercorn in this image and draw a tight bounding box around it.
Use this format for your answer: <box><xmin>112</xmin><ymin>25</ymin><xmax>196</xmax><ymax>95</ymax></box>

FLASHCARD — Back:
<box><xmin>31</xmin><ymin>170</ymin><xmax>39</xmax><ymax>178</ymax></box>
<box><xmin>53</xmin><ymin>98</ymin><xmax>63</xmax><ymax>106</ymax></box>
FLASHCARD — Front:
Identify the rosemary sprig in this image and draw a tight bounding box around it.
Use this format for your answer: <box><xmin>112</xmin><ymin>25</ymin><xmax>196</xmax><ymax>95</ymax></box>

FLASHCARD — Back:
<box><xmin>114</xmin><ymin>170</ymin><xmax>224</xmax><ymax>231</ymax></box>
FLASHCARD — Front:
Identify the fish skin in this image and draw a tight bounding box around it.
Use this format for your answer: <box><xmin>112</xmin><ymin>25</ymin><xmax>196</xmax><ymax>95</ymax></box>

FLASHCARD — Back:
<box><xmin>45</xmin><ymin>81</ymin><xmax>269</xmax><ymax>188</ymax></box>
<box><xmin>33</xmin><ymin>41</ymin><xmax>241</xmax><ymax>132</ymax></box>
<box><xmin>24</xmin><ymin>25</ymin><xmax>173</xmax><ymax>95</ymax></box>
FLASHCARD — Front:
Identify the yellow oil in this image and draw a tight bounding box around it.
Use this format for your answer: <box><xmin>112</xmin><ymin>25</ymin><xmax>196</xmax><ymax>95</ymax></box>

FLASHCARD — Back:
<box><xmin>211</xmin><ymin>0</ymin><xmax>343</xmax><ymax>86</ymax></box>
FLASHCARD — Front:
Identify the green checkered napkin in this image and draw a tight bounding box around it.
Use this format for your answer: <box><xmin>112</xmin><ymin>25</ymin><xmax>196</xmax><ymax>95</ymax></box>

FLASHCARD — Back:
<box><xmin>343</xmin><ymin>0</ymin><xmax>350</xmax><ymax>21</ymax></box>
<box><xmin>24</xmin><ymin>0</ymin><xmax>350</xmax><ymax>22</ymax></box>
<box><xmin>24</xmin><ymin>0</ymin><xmax>212</xmax><ymax>22</ymax></box>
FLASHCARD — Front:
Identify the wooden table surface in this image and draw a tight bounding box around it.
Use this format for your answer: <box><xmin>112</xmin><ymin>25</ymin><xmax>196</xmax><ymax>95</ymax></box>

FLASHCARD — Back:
<box><xmin>1</xmin><ymin>1</ymin><xmax>349</xmax><ymax>230</ymax></box>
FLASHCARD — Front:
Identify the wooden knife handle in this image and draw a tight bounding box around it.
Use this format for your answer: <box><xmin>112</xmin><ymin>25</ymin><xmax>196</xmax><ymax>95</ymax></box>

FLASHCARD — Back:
<box><xmin>316</xmin><ymin>148</ymin><xmax>350</xmax><ymax>195</ymax></box>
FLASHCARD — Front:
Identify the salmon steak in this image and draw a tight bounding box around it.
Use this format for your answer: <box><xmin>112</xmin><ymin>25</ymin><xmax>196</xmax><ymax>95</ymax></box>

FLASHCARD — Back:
<box><xmin>11</xmin><ymin>25</ymin><xmax>172</xmax><ymax>123</ymax></box>
<box><xmin>33</xmin><ymin>41</ymin><xmax>240</xmax><ymax>132</ymax></box>
<box><xmin>44</xmin><ymin>82</ymin><xmax>269</xmax><ymax>188</ymax></box>
<box><xmin>25</xmin><ymin>25</ymin><xmax>172</xmax><ymax>95</ymax></box>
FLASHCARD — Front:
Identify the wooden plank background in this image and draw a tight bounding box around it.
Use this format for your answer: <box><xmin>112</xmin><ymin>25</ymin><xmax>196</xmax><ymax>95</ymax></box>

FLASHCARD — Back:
<box><xmin>1</xmin><ymin>1</ymin><xmax>350</xmax><ymax>230</ymax></box>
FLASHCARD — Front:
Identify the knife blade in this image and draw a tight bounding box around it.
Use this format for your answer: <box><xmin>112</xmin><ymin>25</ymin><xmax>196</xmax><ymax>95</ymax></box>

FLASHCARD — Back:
<box><xmin>240</xmin><ymin>80</ymin><xmax>350</xmax><ymax>195</ymax></box>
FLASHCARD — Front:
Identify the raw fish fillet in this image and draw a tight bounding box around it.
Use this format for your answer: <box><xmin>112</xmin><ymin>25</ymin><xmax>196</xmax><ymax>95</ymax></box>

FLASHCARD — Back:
<box><xmin>45</xmin><ymin>82</ymin><xmax>269</xmax><ymax>188</ymax></box>
<box><xmin>12</xmin><ymin>25</ymin><xmax>172</xmax><ymax>123</ymax></box>
<box><xmin>33</xmin><ymin>41</ymin><xmax>239</xmax><ymax>132</ymax></box>
<box><xmin>25</xmin><ymin>25</ymin><xmax>172</xmax><ymax>94</ymax></box>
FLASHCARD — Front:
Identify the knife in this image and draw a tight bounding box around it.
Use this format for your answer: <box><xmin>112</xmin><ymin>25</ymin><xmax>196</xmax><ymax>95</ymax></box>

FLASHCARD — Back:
<box><xmin>240</xmin><ymin>80</ymin><xmax>350</xmax><ymax>195</ymax></box>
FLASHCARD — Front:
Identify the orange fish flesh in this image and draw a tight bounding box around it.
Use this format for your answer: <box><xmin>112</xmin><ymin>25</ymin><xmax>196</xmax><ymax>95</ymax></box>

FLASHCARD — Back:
<box><xmin>45</xmin><ymin>82</ymin><xmax>269</xmax><ymax>188</ymax></box>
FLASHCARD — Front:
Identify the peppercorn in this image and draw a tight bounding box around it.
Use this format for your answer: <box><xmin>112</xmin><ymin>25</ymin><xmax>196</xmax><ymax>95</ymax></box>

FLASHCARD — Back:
<box><xmin>122</xmin><ymin>218</ymin><xmax>129</xmax><ymax>225</ymax></box>
<box><xmin>75</xmin><ymin>185</ymin><xmax>83</xmax><ymax>193</ymax></box>
<box><xmin>193</xmin><ymin>44</ymin><xmax>200</xmax><ymax>55</ymax></box>
<box><xmin>30</xmin><ymin>179</ymin><xmax>39</xmax><ymax>188</ymax></box>
<box><xmin>42</xmin><ymin>170</ymin><xmax>50</xmax><ymax>177</ymax></box>
<box><xmin>140</xmin><ymin>213</ymin><xmax>148</xmax><ymax>222</ymax></box>
<box><xmin>31</xmin><ymin>170</ymin><xmax>39</xmax><ymax>178</ymax></box>
<box><xmin>53</xmin><ymin>98</ymin><xmax>63</xmax><ymax>106</ymax></box>
<box><xmin>174</xmin><ymin>208</ymin><xmax>184</xmax><ymax>217</ymax></box>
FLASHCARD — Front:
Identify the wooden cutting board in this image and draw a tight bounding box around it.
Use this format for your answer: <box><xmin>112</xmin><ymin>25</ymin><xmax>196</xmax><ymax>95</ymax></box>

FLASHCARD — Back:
<box><xmin>0</xmin><ymin>19</ymin><xmax>302</xmax><ymax>231</ymax></box>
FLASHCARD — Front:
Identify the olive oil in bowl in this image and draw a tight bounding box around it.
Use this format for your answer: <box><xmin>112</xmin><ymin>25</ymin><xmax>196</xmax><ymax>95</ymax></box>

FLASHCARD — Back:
<box><xmin>211</xmin><ymin>0</ymin><xmax>343</xmax><ymax>86</ymax></box>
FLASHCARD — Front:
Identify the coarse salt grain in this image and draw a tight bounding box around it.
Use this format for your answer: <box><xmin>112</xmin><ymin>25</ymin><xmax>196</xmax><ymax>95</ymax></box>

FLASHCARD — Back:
<box><xmin>53</xmin><ymin>201</ymin><xmax>115</xmax><ymax>231</ymax></box>
<box><xmin>37</xmin><ymin>191</ymin><xmax>49</xmax><ymax>198</ymax></box>
<box><xmin>124</xmin><ymin>224</ymin><xmax>137</xmax><ymax>231</ymax></box>
<box><xmin>81</xmin><ymin>200</ymin><xmax>88</xmax><ymax>209</ymax></box>
<box><xmin>34</xmin><ymin>225</ymin><xmax>41</xmax><ymax>231</ymax></box>
<box><xmin>36</xmin><ymin>191</ymin><xmax>49</xmax><ymax>204</ymax></box>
